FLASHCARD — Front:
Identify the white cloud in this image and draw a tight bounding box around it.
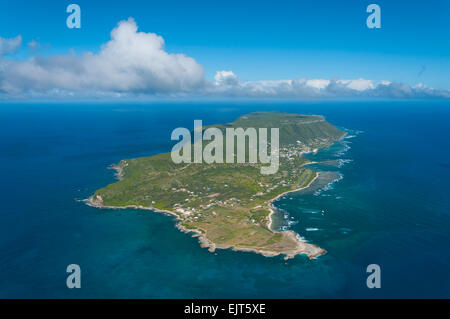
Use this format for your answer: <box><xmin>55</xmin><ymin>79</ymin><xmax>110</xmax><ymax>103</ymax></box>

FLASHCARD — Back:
<box><xmin>211</xmin><ymin>74</ymin><xmax>450</xmax><ymax>99</ymax></box>
<box><xmin>0</xmin><ymin>18</ymin><xmax>204</xmax><ymax>95</ymax></box>
<box><xmin>0</xmin><ymin>35</ymin><xmax>22</xmax><ymax>55</ymax></box>
<box><xmin>338</xmin><ymin>79</ymin><xmax>374</xmax><ymax>91</ymax></box>
<box><xmin>306</xmin><ymin>79</ymin><xmax>330</xmax><ymax>90</ymax></box>
<box><xmin>0</xmin><ymin>18</ymin><xmax>448</xmax><ymax>100</ymax></box>
<box><xmin>214</xmin><ymin>70</ymin><xmax>239</xmax><ymax>86</ymax></box>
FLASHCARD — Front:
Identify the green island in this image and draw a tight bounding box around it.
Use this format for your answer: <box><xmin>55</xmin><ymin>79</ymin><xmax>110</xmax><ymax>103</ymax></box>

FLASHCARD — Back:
<box><xmin>89</xmin><ymin>112</ymin><xmax>345</xmax><ymax>259</ymax></box>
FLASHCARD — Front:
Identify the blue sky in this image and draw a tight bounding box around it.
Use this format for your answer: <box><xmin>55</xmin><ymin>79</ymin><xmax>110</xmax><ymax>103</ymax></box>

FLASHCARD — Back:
<box><xmin>0</xmin><ymin>0</ymin><xmax>449</xmax><ymax>99</ymax></box>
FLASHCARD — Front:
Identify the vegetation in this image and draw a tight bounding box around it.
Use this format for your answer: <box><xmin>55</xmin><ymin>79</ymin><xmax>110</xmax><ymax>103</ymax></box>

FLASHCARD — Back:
<box><xmin>91</xmin><ymin>112</ymin><xmax>345</xmax><ymax>258</ymax></box>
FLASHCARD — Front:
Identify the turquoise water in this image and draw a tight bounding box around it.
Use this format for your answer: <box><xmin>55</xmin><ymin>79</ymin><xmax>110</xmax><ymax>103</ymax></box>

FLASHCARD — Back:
<box><xmin>0</xmin><ymin>101</ymin><xmax>449</xmax><ymax>298</ymax></box>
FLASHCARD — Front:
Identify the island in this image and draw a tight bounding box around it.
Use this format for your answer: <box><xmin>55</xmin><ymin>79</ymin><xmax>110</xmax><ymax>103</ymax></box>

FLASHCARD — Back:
<box><xmin>89</xmin><ymin>112</ymin><xmax>345</xmax><ymax>259</ymax></box>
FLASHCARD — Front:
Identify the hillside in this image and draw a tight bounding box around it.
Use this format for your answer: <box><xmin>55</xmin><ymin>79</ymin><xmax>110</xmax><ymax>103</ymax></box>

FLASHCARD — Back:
<box><xmin>89</xmin><ymin>112</ymin><xmax>345</xmax><ymax>259</ymax></box>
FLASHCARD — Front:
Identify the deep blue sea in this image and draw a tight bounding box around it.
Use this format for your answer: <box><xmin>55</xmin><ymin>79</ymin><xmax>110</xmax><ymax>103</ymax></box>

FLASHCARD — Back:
<box><xmin>0</xmin><ymin>101</ymin><xmax>449</xmax><ymax>298</ymax></box>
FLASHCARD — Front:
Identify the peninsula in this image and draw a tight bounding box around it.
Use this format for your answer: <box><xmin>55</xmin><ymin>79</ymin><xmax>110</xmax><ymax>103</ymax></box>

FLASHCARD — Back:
<box><xmin>89</xmin><ymin>112</ymin><xmax>345</xmax><ymax>259</ymax></box>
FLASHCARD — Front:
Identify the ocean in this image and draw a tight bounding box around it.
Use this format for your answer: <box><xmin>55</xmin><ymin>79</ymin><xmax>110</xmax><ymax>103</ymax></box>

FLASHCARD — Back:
<box><xmin>0</xmin><ymin>100</ymin><xmax>449</xmax><ymax>298</ymax></box>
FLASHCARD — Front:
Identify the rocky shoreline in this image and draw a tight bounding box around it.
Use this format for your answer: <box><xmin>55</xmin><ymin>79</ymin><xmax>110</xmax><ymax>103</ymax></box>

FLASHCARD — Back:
<box><xmin>266</xmin><ymin>172</ymin><xmax>326</xmax><ymax>259</ymax></box>
<box><xmin>86</xmin><ymin>163</ymin><xmax>325</xmax><ymax>260</ymax></box>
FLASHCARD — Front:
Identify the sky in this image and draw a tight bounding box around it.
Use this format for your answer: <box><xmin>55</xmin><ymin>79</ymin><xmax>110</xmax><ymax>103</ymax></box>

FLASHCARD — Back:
<box><xmin>0</xmin><ymin>0</ymin><xmax>449</xmax><ymax>100</ymax></box>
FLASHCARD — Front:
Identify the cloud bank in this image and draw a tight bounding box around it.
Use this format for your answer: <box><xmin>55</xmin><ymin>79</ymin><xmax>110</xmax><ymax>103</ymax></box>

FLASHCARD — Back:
<box><xmin>208</xmin><ymin>76</ymin><xmax>450</xmax><ymax>99</ymax></box>
<box><xmin>0</xmin><ymin>18</ymin><xmax>449</xmax><ymax>100</ymax></box>
<box><xmin>0</xmin><ymin>18</ymin><xmax>204</xmax><ymax>96</ymax></box>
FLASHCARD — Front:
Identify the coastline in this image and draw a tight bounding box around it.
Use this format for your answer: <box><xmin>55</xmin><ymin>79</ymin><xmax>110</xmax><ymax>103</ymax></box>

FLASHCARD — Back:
<box><xmin>86</xmin><ymin>163</ymin><xmax>325</xmax><ymax>260</ymax></box>
<box><xmin>86</xmin><ymin>130</ymin><xmax>343</xmax><ymax>261</ymax></box>
<box><xmin>266</xmin><ymin>171</ymin><xmax>320</xmax><ymax>231</ymax></box>
<box><xmin>264</xmin><ymin>171</ymin><xmax>326</xmax><ymax>259</ymax></box>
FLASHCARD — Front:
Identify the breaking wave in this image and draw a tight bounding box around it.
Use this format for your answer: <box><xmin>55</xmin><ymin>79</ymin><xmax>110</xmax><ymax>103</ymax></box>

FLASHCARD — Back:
<box><xmin>314</xmin><ymin>173</ymin><xmax>343</xmax><ymax>196</ymax></box>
